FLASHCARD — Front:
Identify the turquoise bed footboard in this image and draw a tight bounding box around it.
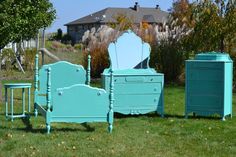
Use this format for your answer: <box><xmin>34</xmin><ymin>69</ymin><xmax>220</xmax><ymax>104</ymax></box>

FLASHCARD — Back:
<box><xmin>41</xmin><ymin>84</ymin><xmax>112</xmax><ymax>133</ymax></box>
<box><xmin>52</xmin><ymin>84</ymin><xmax>109</xmax><ymax>123</ymax></box>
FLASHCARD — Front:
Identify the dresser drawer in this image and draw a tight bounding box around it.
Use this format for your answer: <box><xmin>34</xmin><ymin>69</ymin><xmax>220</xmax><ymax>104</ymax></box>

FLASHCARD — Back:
<box><xmin>111</xmin><ymin>75</ymin><xmax>163</xmax><ymax>84</ymax></box>
<box><xmin>114</xmin><ymin>82</ymin><xmax>162</xmax><ymax>94</ymax></box>
<box><xmin>114</xmin><ymin>94</ymin><xmax>161</xmax><ymax>109</ymax></box>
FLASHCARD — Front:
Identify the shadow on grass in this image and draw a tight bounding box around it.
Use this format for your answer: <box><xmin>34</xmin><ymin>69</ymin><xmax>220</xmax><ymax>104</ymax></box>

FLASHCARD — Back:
<box><xmin>165</xmin><ymin>114</ymin><xmax>223</xmax><ymax>120</ymax></box>
<box><xmin>114</xmin><ymin>112</ymin><xmax>223</xmax><ymax>120</ymax></box>
<box><xmin>10</xmin><ymin>118</ymin><xmax>96</xmax><ymax>134</ymax></box>
<box><xmin>114</xmin><ymin>112</ymin><xmax>164</xmax><ymax>119</ymax></box>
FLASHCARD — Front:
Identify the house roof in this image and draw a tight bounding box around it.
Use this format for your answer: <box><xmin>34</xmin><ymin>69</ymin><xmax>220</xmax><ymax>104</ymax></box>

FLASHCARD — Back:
<box><xmin>65</xmin><ymin>6</ymin><xmax>169</xmax><ymax>26</ymax></box>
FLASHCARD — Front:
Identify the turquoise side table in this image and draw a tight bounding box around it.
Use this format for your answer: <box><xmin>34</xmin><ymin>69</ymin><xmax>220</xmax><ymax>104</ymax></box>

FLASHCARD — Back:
<box><xmin>4</xmin><ymin>83</ymin><xmax>32</xmax><ymax>121</ymax></box>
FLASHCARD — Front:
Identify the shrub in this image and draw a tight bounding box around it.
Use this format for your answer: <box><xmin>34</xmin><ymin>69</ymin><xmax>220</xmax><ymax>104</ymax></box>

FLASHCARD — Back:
<box><xmin>74</xmin><ymin>44</ymin><xmax>83</xmax><ymax>51</ymax></box>
<box><xmin>62</xmin><ymin>34</ymin><xmax>73</xmax><ymax>45</ymax></box>
<box><xmin>1</xmin><ymin>48</ymin><xmax>15</xmax><ymax>70</ymax></box>
<box><xmin>46</xmin><ymin>41</ymin><xmax>77</xmax><ymax>53</ymax></box>
<box><xmin>83</xmin><ymin>44</ymin><xmax>109</xmax><ymax>78</ymax></box>
<box><xmin>24</xmin><ymin>48</ymin><xmax>37</xmax><ymax>71</ymax></box>
<box><xmin>229</xmin><ymin>51</ymin><xmax>236</xmax><ymax>91</ymax></box>
<box><xmin>155</xmin><ymin>40</ymin><xmax>186</xmax><ymax>82</ymax></box>
<box><xmin>82</xmin><ymin>21</ymin><xmax>189</xmax><ymax>82</ymax></box>
<box><xmin>65</xmin><ymin>44</ymin><xmax>74</xmax><ymax>52</ymax></box>
<box><xmin>82</xmin><ymin>25</ymin><xmax>118</xmax><ymax>78</ymax></box>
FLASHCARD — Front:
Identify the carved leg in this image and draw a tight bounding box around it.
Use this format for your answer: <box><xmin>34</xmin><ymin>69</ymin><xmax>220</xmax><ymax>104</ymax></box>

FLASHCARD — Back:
<box><xmin>46</xmin><ymin>123</ymin><xmax>51</xmax><ymax>134</ymax></box>
<box><xmin>222</xmin><ymin>116</ymin><xmax>226</xmax><ymax>121</ymax></box>
<box><xmin>157</xmin><ymin>108</ymin><xmax>164</xmax><ymax>118</ymax></box>
<box><xmin>185</xmin><ymin>113</ymin><xmax>188</xmax><ymax>119</ymax></box>
<box><xmin>34</xmin><ymin>103</ymin><xmax>38</xmax><ymax>117</ymax></box>
<box><xmin>108</xmin><ymin>124</ymin><xmax>113</xmax><ymax>133</ymax></box>
<box><xmin>108</xmin><ymin>110</ymin><xmax>114</xmax><ymax>133</ymax></box>
<box><xmin>34</xmin><ymin>109</ymin><xmax>38</xmax><ymax>117</ymax></box>
<box><xmin>161</xmin><ymin>112</ymin><xmax>164</xmax><ymax>118</ymax></box>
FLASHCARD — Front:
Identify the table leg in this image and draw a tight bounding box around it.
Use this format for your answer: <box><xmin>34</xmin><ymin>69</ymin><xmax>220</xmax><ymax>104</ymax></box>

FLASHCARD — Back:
<box><xmin>10</xmin><ymin>89</ymin><xmax>13</xmax><ymax>122</ymax></box>
<box><xmin>22</xmin><ymin>88</ymin><xmax>25</xmax><ymax>116</ymax></box>
<box><xmin>28</xmin><ymin>88</ymin><xmax>31</xmax><ymax>113</ymax></box>
<box><xmin>5</xmin><ymin>87</ymin><xmax>8</xmax><ymax>118</ymax></box>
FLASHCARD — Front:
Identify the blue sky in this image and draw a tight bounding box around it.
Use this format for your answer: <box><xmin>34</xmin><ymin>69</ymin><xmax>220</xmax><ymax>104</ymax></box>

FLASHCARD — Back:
<box><xmin>47</xmin><ymin>0</ymin><xmax>175</xmax><ymax>33</ymax></box>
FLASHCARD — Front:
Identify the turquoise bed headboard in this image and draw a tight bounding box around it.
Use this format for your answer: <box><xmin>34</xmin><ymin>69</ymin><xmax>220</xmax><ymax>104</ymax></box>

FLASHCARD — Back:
<box><xmin>38</xmin><ymin>61</ymin><xmax>86</xmax><ymax>94</ymax></box>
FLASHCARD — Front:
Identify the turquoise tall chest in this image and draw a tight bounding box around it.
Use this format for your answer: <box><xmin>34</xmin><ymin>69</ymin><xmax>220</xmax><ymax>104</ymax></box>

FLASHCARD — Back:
<box><xmin>185</xmin><ymin>53</ymin><xmax>233</xmax><ymax>120</ymax></box>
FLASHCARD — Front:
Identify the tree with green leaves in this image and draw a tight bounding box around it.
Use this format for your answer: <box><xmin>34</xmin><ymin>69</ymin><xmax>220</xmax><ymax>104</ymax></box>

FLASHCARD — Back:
<box><xmin>170</xmin><ymin>0</ymin><xmax>236</xmax><ymax>86</ymax></box>
<box><xmin>0</xmin><ymin>0</ymin><xmax>56</xmax><ymax>49</ymax></box>
<box><xmin>171</xmin><ymin>0</ymin><xmax>236</xmax><ymax>53</ymax></box>
<box><xmin>191</xmin><ymin>0</ymin><xmax>236</xmax><ymax>52</ymax></box>
<box><xmin>172</xmin><ymin>0</ymin><xmax>194</xmax><ymax>28</ymax></box>
<box><xmin>0</xmin><ymin>0</ymin><xmax>56</xmax><ymax>102</ymax></box>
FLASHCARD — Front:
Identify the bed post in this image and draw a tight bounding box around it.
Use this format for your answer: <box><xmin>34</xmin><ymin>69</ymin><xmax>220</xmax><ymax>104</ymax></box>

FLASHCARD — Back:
<box><xmin>34</xmin><ymin>54</ymin><xmax>39</xmax><ymax>117</ymax></box>
<box><xmin>108</xmin><ymin>68</ymin><xmax>114</xmax><ymax>133</ymax></box>
<box><xmin>46</xmin><ymin>67</ymin><xmax>52</xmax><ymax>134</ymax></box>
<box><xmin>87</xmin><ymin>54</ymin><xmax>91</xmax><ymax>85</ymax></box>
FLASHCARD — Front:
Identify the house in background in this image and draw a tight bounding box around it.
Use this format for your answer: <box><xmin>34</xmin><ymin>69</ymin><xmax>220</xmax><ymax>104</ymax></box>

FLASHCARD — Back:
<box><xmin>65</xmin><ymin>2</ymin><xmax>169</xmax><ymax>43</ymax></box>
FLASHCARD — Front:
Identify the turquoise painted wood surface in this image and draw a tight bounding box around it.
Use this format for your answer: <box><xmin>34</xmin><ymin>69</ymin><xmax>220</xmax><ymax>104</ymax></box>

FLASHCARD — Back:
<box><xmin>34</xmin><ymin>55</ymin><xmax>114</xmax><ymax>133</ymax></box>
<box><xmin>185</xmin><ymin>52</ymin><xmax>233</xmax><ymax>120</ymax></box>
<box><xmin>38</xmin><ymin>84</ymin><xmax>111</xmax><ymax>133</ymax></box>
<box><xmin>102</xmin><ymin>30</ymin><xmax>164</xmax><ymax>116</ymax></box>
<box><xmin>4</xmin><ymin>83</ymin><xmax>31</xmax><ymax>121</ymax></box>
<box><xmin>52</xmin><ymin>85</ymin><xmax>109</xmax><ymax>122</ymax></box>
<box><xmin>35</xmin><ymin>61</ymin><xmax>86</xmax><ymax>109</ymax></box>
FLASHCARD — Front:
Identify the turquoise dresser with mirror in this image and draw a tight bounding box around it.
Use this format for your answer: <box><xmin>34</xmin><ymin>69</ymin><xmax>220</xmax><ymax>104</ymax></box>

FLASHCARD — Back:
<box><xmin>102</xmin><ymin>30</ymin><xmax>164</xmax><ymax>116</ymax></box>
<box><xmin>185</xmin><ymin>52</ymin><xmax>233</xmax><ymax>120</ymax></box>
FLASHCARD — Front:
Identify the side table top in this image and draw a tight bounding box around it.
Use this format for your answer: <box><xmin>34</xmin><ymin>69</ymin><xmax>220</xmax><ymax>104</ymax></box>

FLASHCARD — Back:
<box><xmin>4</xmin><ymin>83</ymin><xmax>32</xmax><ymax>88</ymax></box>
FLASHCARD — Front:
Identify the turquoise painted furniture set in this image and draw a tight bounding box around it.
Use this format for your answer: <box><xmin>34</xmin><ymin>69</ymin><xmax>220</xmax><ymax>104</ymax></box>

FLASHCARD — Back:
<box><xmin>185</xmin><ymin>53</ymin><xmax>233</xmax><ymax>120</ymax></box>
<box><xmin>4</xmin><ymin>30</ymin><xmax>233</xmax><ymax>134</ymax></box>
<box><xmin>33</xmin><ymin>30</ymin><xmax>164</xmax><ymax>133</ymax></box>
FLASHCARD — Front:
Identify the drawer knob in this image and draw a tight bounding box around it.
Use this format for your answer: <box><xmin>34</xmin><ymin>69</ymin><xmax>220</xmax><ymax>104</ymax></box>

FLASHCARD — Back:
<box><xmin>58</xmin><ymin>91</ymin><xmax>63</xmax><ymax>96</ymax></box>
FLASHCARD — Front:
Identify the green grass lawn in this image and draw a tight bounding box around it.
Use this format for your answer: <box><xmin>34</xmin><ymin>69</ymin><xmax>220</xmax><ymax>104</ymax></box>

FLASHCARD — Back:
<box><xmin>0</xmin><ymin>83</ymin><xmax>235</xmax><ymax>157</ymax></box>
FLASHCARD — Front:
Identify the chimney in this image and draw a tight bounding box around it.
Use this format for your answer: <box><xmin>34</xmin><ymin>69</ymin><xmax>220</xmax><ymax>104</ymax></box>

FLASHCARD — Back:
<box><xmin>156</xmin><ymin>5</ymin><xmax>160</xmax><ymax>9</ymax></box>
<box><xmin>134</xmin><ymin>2</ymin><xmax>140</xmax><ymax>11</ymax></box>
